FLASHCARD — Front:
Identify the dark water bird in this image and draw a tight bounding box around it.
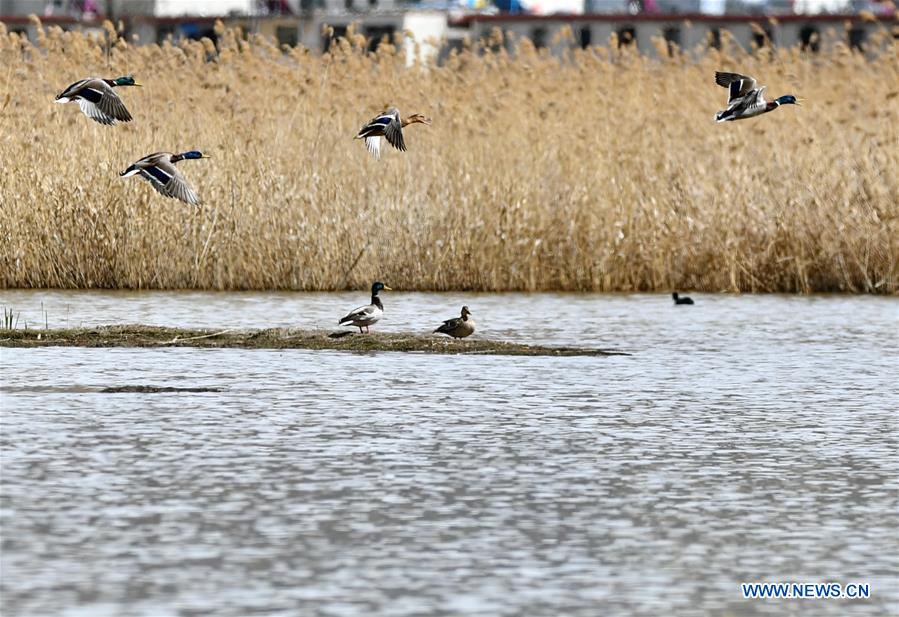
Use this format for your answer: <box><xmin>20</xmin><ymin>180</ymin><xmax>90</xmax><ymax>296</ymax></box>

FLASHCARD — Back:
<box><xmin>338</xmin><ymin>282</ymin><xmax>392</xmax><ymax>333</ymax></box>
<box><xmin>354</xmin><ymin>107</ymin><xmax>431</xmax><ymax>159</ymax></box>
<box><xmin>119</xmin><ymin>151</ymin><xmax>209</xmax><ymax>206</ymax></box>
<box><xmin>714</xmin><ymin>72</ymin><xmax>800</xmax><ymax>123</ymax></box>
<box><xmin>434</xmin><ymin>306</ymin><xmax>476</xmax><ymax>339</ymax></box>
<box><xmin>55</xmin><ymin>76</ymin><xmax>141</xmax><ymax>125</ymax></box>
<box><xmin>672</xmin><ymin>292</ymin><xmax>694</xmax><ymax>305</ymax></box>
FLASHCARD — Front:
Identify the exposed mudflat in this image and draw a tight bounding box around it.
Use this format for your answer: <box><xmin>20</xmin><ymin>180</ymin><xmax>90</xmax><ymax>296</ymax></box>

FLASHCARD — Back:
<box><xmin>0</xmin><ymin>325</ymin><xmax>625</xmax><ymax>357</ymax></box>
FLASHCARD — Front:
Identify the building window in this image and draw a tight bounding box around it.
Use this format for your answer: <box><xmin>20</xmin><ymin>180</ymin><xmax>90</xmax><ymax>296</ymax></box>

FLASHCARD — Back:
<box><xmin>531</xmin><ymin>27</ymin><xmax>547</xmax><ymax>48</ymax></box>
<box><xmin>322</xmin><ymin>24</ymin><xmax>347</xmax><ymax>52</ymax></box>
<box><xmin>276</xmin><ymin>26</ymin><xmax>297</xmax><ymax>48</ymax></box>
<box><xmin>617</xmin><ymin>26</ymin><xmax>636</xmax><ymax>47</ymax></box>
<box><xmin>365</xmin><ymin>25</ymin><xmax>394</xmax><ymax>52</ymax></box>
<box><xmin>848</xmin><ymin>27</ymin><xmax>866</xmax><ymax>50</ymax></box>
<box><xmin>579</xmin><ymin>26</ymin><xmax>591</xmax><ymax>49</ymax></box>
<box><xmin>752</xmin><ymin>25</ymin><xmax>773</xmax><ymax>48</ymax></box>
<box><xmin>799</xmin><ymin>25</ymin><xmax>819</xmax><ymax>52</ymax></box>
<box><xmin>369</xmin><ymin>0</ymin><xmax>377</xmax><ymax>6</ymax></box>
<box><xmin>663</xmin><ymin>26</ymin><xmax>680</xmax><ymax>54</ymax></box>
<box><xmin>707</xmin><ymin>27</ymin><xmax>721</xmax><ymax>49</ymax></box>
<box><xmin>345</xmin><ymin>0</ymin><xmax>354</xmax><ymax>10</ymax></box>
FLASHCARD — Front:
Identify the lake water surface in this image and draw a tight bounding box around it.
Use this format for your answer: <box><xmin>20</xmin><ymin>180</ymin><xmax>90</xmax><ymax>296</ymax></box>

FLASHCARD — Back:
<box><xmin>1</xmin><ymin>290</ymin><xmax>897</xmax><ymax>616</ymax></box>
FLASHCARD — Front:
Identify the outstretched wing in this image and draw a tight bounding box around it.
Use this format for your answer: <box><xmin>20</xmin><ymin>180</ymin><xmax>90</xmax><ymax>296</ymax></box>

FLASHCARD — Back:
<box><xmin>125</xmin><ymin>155</ymin><xmax>200</xmax><ymax>206</ymax></box>
<box><xmin>364</xmin><ymin>136</ymin><xmax>382</xmax><ymax>160</ymax></box>
<box><xmin>138</xmin><ymin>165</ymin><xmax>200</xmax><ymax>206</ymax></box>
<box><xmin>56</xmin><ymin>78</ymin><xmax>92</xmax><ymax>101</ymax></box>
<box><xmin>383</xmin><ymin>110</ymin><xmax>406</xmax><ymax>152</ymax></box>
<box><xmin>95</xmin><ymin>83</ymin><xmax>133</xmax><ymax>123</ymax></box>
<box><xmin>68</xmin><ymin>79</ymin><xmax>132</xmax><ymax>124</ymax></box>
<box><xmin>356</xmin><ymin>111</ymin><xmax>393</xmax><ymax>139</ymax></box>
<box><xmin>715</xmin><ymin>72</ymin><xmax>757</xmax><ymax>104</ymax></box>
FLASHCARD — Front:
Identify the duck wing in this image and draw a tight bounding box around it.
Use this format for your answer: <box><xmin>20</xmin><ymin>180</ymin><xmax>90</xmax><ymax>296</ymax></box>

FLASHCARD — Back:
<box><xmin>715</xmin><ymin>72</ymin><xmax>757</xmax><ymax>104</ymax></box>
<box><xmin>356</xmin><ymin>111</ymin><xmax>393</xmax><ymax>139</ymax></box>
<box><xmin>56</xmin><ymin>78</ymin><xmax>93</xmax><ymax>100</ymax></box>
<box><xmin>68</xmin><ymin>79</ymin><xmax>132</xmax><ymax>124</ymax></box>
<box><xmin>140</xmin><ymin>165</ymin><xmax>200</xmax><ymax>206</ymax></box>
<box><xmin>339</xmin><ymin>304</ymin><xmax>376</xmax><ymax>324</ymax></box>
<box><xmin>123</xmin><ymin>153</ymin><xmax>200</xmax><ymax>206</ymax></box>
<box><xmin>383</xmin><ymin>110</ymin><xmax>406</xmax><ymax>152</ymax></box>
<box><xmin>94</xmin><ymin>82</ymin><xmax>133</xmax><ymax>123</ymax></box>
<box><xmin>434</xmin><ymin>317</ymin><xmax>462</xmax><ymax>334</ymax></box>
<box><xmin>364</xmin><ymin>136</ymin><xmax>382</xmax><ymax>160</ymax></box>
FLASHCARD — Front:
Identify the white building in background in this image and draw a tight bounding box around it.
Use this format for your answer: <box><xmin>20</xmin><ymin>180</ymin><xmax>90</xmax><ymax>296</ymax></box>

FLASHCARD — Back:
<box><xmin>519</xmin><ymin>0</ymin><xmax>585</xmax><ymax>15</ymax></box>
<box><xmin>151</xmin><ymin>0</ymin><xmax>256</xmax><ymax>16</ymax></box>
<box><xmin>793</xmin><ymin>0</ymin><xmax>850</xmax><ymax>12</ymax></box>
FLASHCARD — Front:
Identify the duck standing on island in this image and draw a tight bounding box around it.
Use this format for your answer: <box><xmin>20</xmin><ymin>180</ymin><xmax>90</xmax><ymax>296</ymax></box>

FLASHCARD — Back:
<box><xmin>434</xmin><ymin>306</ymin><xmax>475</xmax><ymax>339</ymax></box>
<box><xmin>338</xmin><ymin>282</ymin><xmax>392</xmax><ymax>333</ymax></box>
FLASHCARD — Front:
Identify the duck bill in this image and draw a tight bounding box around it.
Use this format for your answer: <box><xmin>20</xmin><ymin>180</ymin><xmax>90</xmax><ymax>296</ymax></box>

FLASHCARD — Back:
<box><xmin>383</xmin><ymin>285</ymin><xmax>393</xmax><ymax>291</ymax></box>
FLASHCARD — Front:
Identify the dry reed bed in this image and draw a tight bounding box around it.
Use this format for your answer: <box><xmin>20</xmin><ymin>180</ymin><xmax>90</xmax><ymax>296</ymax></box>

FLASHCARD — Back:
<box><xmin>0</xmin><ymin>18</ymin><xmax>896</xmax><ymax>293</ymax></box>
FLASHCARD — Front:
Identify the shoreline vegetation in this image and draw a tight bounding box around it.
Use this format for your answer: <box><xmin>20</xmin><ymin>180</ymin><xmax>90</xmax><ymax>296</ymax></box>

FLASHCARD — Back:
<box><xmin>0</xmin><ymin>19</ymin><xmax>897</xmax><ymax>294</ymax></box>
<box><xmin>0</xmin><ymin>325</ymin><xmax>627</xmax><ymax>356</ymax></box>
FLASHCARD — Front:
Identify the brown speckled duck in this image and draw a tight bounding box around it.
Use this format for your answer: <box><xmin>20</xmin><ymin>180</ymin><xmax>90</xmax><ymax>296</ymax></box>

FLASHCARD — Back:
<box><xmin>434</xmin><ymin>306</ymin><xmax>475</xmax><ymax>339</ymax></box>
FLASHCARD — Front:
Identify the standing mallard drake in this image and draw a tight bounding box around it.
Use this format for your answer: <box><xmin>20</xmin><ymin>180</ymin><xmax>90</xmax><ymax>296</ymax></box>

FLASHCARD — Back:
<box><xmin>338</xmin><ymin>282</ymin><xmax>392</xmax><ymax>333</ymax></box>
<box><xmin>119</xmin><ymin>151</ymin><xmax>209</xmax><ymax>206</ymax></box>
<box><xmin>434</xmin><ymin>306</ymin><xmax>475</xmax><ymax>339</ymax></box>
<box><xmin>354</xmin><ymin>108</ymin><xmax>431</xmax><ymax>160</ymax></box>
<box><xmin>55</xmin><ymin>76</ymin><xmax>141</xmax><ymax>125</ymax></box>
<box><xmin>714</xmin><ymin>72</ymin><xmax>799</xmax><ymax>123</ymax></box>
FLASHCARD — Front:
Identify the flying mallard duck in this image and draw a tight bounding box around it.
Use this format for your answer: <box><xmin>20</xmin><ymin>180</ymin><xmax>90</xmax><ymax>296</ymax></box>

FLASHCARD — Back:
<box><xmin>55</xmin><ymin>76</ymin><xmax>141</xmax><ymax>125</ymax></box>
<box><xmin>338</xmin><ymin>281</ymin><xmax>392</xmax><ymax>333</ymax></box>
<box><xmin>119</xmin><ymin>151</ymin><xmax>209</xmax><ymax>206</ymax></box>
<box><xmin>354</xmin><ymin>108</ymin><xmax>431</xmax><ymax>159</ymax></box>
<box><xmin>434</xmin><ymin>306</ymin><xmax>475</xmax><ymax>339</ymax></box>
<box><xmin>714</xmin><ymin>72</ymin><xmax>800</xmax><ymax>123</ymax></box>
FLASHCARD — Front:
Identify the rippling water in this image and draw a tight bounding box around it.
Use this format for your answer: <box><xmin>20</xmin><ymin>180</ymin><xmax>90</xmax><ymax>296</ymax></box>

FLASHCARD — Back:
<box><xmin>1</xmin><ymin>291</ymin><xmax>897</xmax><ymax>616</ymax></box>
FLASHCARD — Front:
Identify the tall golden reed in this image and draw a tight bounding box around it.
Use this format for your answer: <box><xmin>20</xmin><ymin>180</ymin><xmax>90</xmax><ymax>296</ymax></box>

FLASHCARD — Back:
<box><xmin>0</xmin><ymin>18</ymin><xmax>896</xmax><ymax>293</ymax></box>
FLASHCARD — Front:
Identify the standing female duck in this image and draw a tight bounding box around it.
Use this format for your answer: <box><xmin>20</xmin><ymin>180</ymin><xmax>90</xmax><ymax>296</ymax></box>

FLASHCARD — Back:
<box><xmin>434</xmin><ymin>306</ymin><xmax>475</xmax><ymax>339</ymax></box>
<box><xmin>354</xmin><ymin>108</ymin><xmax>431</xmax><ymax>159</ymax></box>
<box><xmin>338</xmin><ymin>282</ymin><xmax>392</xmax><ymax>333</ymax></box>
<box><xmin>55</xmin><ymin>76</ymin><xmax>141</xmax><ymax>125</ymax></box>
<box><xmin>714</xmin><ymin>72</ymin><xmax>800</xmax><ymax>123</ymax></box>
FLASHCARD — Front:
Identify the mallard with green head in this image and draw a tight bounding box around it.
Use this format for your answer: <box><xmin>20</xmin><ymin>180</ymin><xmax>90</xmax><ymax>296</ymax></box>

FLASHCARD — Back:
<box><xmin>120</xmin><ymin>151</ymin><xmax>209</xmax><ymax>206</ymax></box>
<box><xmin>354</xmin><ymin>108</ymin><xmax>431</xmax><ymax>160</ymax></box>
<box><xmin>714</xmin><ymin>72</ymin><xmax>800</xmax><ymax>123</ymax></box>
<box><xmin>55</xmin><ymin>76</ymin><xmax>141</xmax><ymax>125</ymax></box>
<box><xmin>434</xmin><ymin>306</ymin><xmax>475</xmax><ymax>339</ymax></box>
<box><xmin>338</xmin><ymin>282</ymin><xmax>392</xmax><ymax>333</ymax></box>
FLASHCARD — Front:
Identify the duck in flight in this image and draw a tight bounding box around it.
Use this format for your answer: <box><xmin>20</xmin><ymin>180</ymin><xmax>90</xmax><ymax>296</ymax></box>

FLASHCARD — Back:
<box><xmin>55</xmin><ymin>76</ymin><xmax>141</xmax><ymax>125</ymax></box>
<box><xmin>338</xmin><ymin>282</ymin><xmax>392</xmax><ymax>333</ymax></box>
<box><xmin>120</xmin><ymin>151</ymin><xmax>209</xmax><ymax>206</ymax></box>
<box><xmin>434</xmin><ymin>306</ymin><xmax>475</xmax><ymax>339</ymax></box>
<box><xmin>354</xmin><ymin>108</ymin><xmax>431</xmax><ymax>159</ymax></box>
<box><xmin>714</xmin><ymin>72</ymin><xmax>800</xmax><ymax>123</ymax></box>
